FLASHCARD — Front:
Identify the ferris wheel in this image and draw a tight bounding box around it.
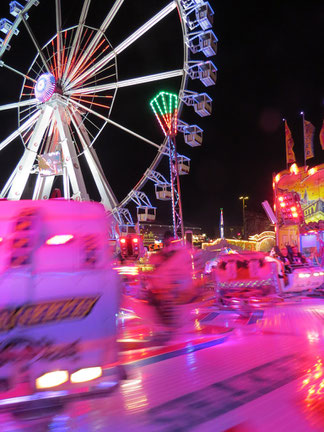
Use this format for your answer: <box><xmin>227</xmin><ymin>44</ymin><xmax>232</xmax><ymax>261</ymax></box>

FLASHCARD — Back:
<box><xmin>0</xmin><ymin>0</ymin><xmax>217</xmax><ymax>232</ymax></box>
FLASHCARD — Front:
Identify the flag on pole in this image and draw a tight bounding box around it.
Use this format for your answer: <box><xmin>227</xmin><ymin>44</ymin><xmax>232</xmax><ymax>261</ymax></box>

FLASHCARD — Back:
<box><xmin>304</xmin><ymin>119</ymin><xmax>315</xmax><ymax>159</ymax></box>
<box><xmin>320</xmin><ymin>120</ymin><xmax>324</xmax><ymax>150</ymax></box>
<box><xmin>285</xmin><ymin>121</ymin><xmax>295</xmax><ymax>164</ymax></box>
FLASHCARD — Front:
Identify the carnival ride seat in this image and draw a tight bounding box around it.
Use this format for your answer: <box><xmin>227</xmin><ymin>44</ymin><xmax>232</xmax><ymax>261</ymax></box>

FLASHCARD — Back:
<box><xmin>214</xmin><ymin>252</ymin><xmax>281</xmax><ymax>307</ymax></box>
<box><xmin>0</xmin><ymin>199</ymin><xmax>120</xmax><ymax>400</ymax></box>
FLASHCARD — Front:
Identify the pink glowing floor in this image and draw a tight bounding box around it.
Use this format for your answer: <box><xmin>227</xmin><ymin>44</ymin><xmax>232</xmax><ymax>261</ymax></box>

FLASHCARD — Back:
<box><xmin>1</xmin><ymin>298</ymin><xmax>324</xmax><ymax>431</ymax></box>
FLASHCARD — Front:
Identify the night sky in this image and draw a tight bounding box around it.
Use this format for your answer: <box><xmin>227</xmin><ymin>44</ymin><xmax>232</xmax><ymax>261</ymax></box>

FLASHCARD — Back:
<box><xmin>0</xmin><ymin>0</ymin><xmax>323</xmax><ymax>236</ymax></box>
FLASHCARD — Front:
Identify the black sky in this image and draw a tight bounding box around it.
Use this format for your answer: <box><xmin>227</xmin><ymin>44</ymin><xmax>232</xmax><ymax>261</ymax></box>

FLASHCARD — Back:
<box><xmin>0</xmin><ymin>0</ymin><xmax>323</xmax><ymax>236</ymax></box>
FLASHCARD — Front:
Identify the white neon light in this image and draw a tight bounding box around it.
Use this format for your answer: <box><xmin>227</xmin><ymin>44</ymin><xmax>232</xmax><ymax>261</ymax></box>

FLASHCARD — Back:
<box><xmin>36</xmin><ymin>370</ymin><xmax>69</xmax><ymax>389</ymax></box>
<box><xmin>46</xmin><ymin>234</ymin><xmax>74</xmax><ymax>245</ymax></box>
<box><xmin>70</xmin><ymin>367</ymin><xmax>102</xmax><ymax>383</ymax></box>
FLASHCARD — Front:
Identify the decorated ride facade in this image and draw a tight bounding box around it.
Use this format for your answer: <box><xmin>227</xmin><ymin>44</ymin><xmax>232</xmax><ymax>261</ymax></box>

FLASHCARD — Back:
<box><xmin>273</xmin><ymin>162</ymin><xmax>324</xmax><ymax>265</ymax></box>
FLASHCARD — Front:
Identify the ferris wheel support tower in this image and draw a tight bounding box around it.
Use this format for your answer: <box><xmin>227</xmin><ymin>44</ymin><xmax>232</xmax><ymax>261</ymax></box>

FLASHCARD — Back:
<box><xmin>150</xmin><ymin>91</ymin><xmax>184</xmax><ymax>240</ymax></box>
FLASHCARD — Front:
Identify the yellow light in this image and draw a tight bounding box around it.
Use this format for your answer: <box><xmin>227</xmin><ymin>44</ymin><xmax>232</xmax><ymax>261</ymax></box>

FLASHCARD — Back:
<box><xmin>292</xmin><ymin>212</ymin><xmax>298</xmax><ymax>218</ymax></box>
<box><xmin>113</xmin><ymin>266</ymin><xmax>139</xmax><ymax>276</ymax></box>
<box><xmin>70</xmin><ymin>367</ymin><xmax>102</xmax><ymax>384</ymax></box>
<box><xmin>290</xmin><ymin>163</ymin><xmax>298</xmax><ymax>175</ymax></box>
<box><xmin>308</xmin><ymin>167</ymin><xmax>317</xmax><ymax>175</ymax></box>
<box><xmin>275</xmin><ymin>174</ymin><xmax>280</xmax><ymax>183</ymax></box>
<box><xmin>278</xmin><ymin>196</ymin><xmax>284</xmax><ymax>202</ymax></box>
<box><xmin>194</xmin><ymin>319</ymin><xmax>202</xmax><ymax>331</ymax></box>
<box><xmin>36</xmin><ymin>370</ymin><xmax>69</xmax><ymax>389</ymax></box>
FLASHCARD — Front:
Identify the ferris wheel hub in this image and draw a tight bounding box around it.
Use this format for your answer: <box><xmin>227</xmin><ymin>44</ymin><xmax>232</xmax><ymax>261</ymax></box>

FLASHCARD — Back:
<box><xmin>34</xmin><ymin>73</ymin><xmax>56</xmax><ymax>102</ymax></box>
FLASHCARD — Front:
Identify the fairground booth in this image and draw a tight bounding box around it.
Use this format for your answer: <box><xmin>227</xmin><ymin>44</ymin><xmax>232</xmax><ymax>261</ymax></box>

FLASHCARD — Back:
<box><xmin>273</xmin><ymin>162</ymin><xmax>324</xmax><ymax>264</ymax></box>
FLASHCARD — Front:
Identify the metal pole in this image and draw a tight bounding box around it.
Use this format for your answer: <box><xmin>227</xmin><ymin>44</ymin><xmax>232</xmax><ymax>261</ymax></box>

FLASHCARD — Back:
<box><xmin>242</xmin><ymin>198</ymin><xmax>245</xmax><ymax>239</ymax></box>
<box><xmin>239</xmin><ymin>196</ymin><xmax>248</xmax><ymax>239</ymax></box>
<box><xmin>173</xmin><ymin>137</ymin><xmax>185</xmax><ymax>240</ymax></box>
<box><xmin>168</xmin><ymin>136</ymin><xmax>177</xmax><ymax>238</ymax></box>
<box><xmin>273</xmin><ymin>172</ymin><xmax>279</xmax><ymax>246</ymax></box>
<box><xmin>168</xmin><ymin>135</ymin><xmax>184</xmax><ymax>240</ymax></box>
<box><xmin>301</xmin><ymin>111</ymin><xmax>306</xmax><ymax>167</ymax></box>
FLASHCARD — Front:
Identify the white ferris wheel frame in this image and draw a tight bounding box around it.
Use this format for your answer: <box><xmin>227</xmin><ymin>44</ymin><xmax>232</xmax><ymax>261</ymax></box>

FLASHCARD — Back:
<box><xmin>0</xmin><ymin>0</ymin><xmax>213</xmax><ymax>229</ymax></box>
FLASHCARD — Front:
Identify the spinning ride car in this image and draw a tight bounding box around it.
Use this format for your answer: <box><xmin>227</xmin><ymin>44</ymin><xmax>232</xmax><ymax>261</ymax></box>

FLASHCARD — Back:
<box><xmin>213</xmin><ymin>251</ymin><xmax>324</xmax><ymax>306</ymax></box>
<box><xmin>213</xmin><ymin>252</ymin><xmax>283</xmax><ymax>308</ymax></box>
<box><xmin>0</xmin><ymin>199</ymin><xmax>120</xmax><ymax>406</ymax></box>
<box><xmin>281</xmin><ymin>261</ymin><xmax>324</xmax><ymax>293</ymax></box>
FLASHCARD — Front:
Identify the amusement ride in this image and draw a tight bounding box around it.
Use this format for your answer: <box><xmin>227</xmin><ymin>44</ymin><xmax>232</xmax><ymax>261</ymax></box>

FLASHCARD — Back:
<box><xmin>0</xmin><ymin>0</ymin><xmax>217</xmax><ymax>236</ymax></box>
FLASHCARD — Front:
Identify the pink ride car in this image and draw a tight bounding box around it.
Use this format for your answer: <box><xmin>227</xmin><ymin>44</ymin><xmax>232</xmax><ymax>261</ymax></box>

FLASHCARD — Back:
<box><xmin>0</xmin><ymin>199</ymin><xmax>121</xmax><ymax>412</ymax></box>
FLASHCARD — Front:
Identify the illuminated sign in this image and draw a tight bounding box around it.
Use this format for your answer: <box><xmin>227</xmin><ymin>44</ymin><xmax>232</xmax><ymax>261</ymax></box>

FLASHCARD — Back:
<box><xmin>274</xmin><ymin>164</ymin><xmax>324</xmax><ymax>224</ymax></box>
<box><xmin>303</xmin><ymin>200</ymin><xmax>324</xmax><ymax>219</ymax></box>
<box><xmin>0</xmin><ymin>295</ymin><xmax>100</xmax><ymax>332</ymax></box>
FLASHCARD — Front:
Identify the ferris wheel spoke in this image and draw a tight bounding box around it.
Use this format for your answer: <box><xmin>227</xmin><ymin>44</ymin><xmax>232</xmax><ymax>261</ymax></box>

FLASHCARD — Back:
<box><xmin>61</xmin><ymin>0</ymin><xmax>92</xmax><ymax>83</ymax></box>
<box><xmin>69</xmin><ymin>110</ymin><xmax>118</xmax><ymax>210</ymax></box>
<box><xmin>55</xmin><ymin>0</ymin><xmax>63</xmax><ymax>79</ymax></box>
<box><xmin>66</xmin><ymin>69</ymin><xmax>184</xmax><ymax>96</ymax></box>
<box><xmin>97</xmin><ymin>0</ymin><xmax>125</xmax><ymax>33</ymax></box>
<box><xmin>0</xmin><ymin>163</ymin><xmax>19</xmax><ymax>198</ymax></box>
<box><xmin>68</xmin><ymin>97</ymin><xmax>161</xmax><ymax>150</ymax></box>
<box><xmin>72</xmin><ymin>66</ymin><xmax>115</xmax><ymax>90</ymax></box>
<box><xmin>0</xmin><ymin>110</ymin><xmax>40</xmax><ymax>152</ymax></box>
<box><xmin>19</xmin><ymin>107</ymin><xmax>39</xmax><ymax>123</ymax></box>
<box><xmin>0</xmin><ymin>99</ymin><xmax>38</xmax><ymax>112</ymax></box>
<box><xmin>63</xmin><ymin>0</ymin><xmax>124</xmax><ymax>88</ymax></box>
<box><xmin>108</xmin><ymin>119</ymin><xmax>163</xmax><ymax>150</ymax></box>
<box><xmin>53</xmin><ymin>105</ymin><xmax>89</xmax><ymax>201</ymax></box>
<box><xmin>65</xmin><ymin>1</ymin><xmax>177</xmax><ymax>91</ymax></box>
<box><xmin>0</xmin><ymin>61</ymin><xmax>37</xmax><ymax>83</ymax></box>
<box><xmin>21</xmin><ymin>16</ymin><xmax>51</xmax><ymax>74</ymax></box>
<box><xmin>7</xmin><ymin>106</ymin><xmax>54</xmax><ymax>200</ymax></box>
<box><xmin>19</xmin><ymin>105</ymin><xmax>39</xmax><ymax>120</ymax></box>
<box><xmin>42</xmin><ymin>117</ymin><xmax>58</xmax><ymax>154</ymax></box>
